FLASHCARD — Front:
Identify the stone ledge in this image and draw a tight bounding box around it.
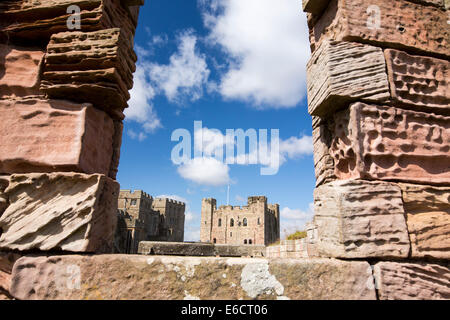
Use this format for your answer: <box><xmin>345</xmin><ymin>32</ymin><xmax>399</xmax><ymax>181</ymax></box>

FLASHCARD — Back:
<box><xmin>374</xmin><ymin>261</ymin><xmax>450</xmax><ymax>300</ymax></box>
<box><xmin>10</xmin><ymin>255</ymin><xmax>376</xmax><ymax>300</ymax></box>
<box><xmin>138</xmin><ymin>242</ymin><xmax>266</xmax><ymax>258</ymax></box>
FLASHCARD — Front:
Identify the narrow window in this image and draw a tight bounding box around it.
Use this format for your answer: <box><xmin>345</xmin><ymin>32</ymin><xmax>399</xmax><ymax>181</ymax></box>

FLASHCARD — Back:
<box><xmin>243</xmin><ymin>218</ymin><xmax>247</xmax><ymax>227</ymax></box>
<box><xmin>257</xmin><ymin>218</ymin><xmax>260</xmax><ymax>225</ymax></box>
<box><xmin>244</xmin><ymin>239</ymin><xmax>247</xmax><ymax>244</ymax></box>
<box><xmin>218</xmin><ymin>218</ymin><xmax>222</xmax><ymax>227</ymax></box>
<box><xmin>249</xmin><ymin>239</ymin><xmax>252</xmax><ymax>244</ymax></box>
<box><xmin>230</xmin><ymin>232</ymin><xmax>232</xmax><ymax>237</ymax></box>
<box><xmin>230</xmin><ymin>218</ymin><xmax>234</xmax><ymax>227</ymax></box>
<box><xmin>213</xmin><ymin>238</ymin><xmax>217</xmax><ymax>244</ymax></box>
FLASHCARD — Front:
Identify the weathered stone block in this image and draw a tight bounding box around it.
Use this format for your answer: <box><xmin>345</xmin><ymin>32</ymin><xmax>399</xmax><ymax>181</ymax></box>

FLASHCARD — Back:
<box><xmin>385</xmin><ymin>49</ymin><xmax>450</xmax><ymax>115</ymax></box>
<box><xmin>399</xmin><ymin>183</ymin><xmax>450</xmax><ymax>260</ymax></box>
<box><xmin>0</xmin><ymin>176</ymin><xmax>8</xmax><ymax>216</ymax></box>
<box><xmin>330</xmin><ymin>103</ymin><xmax>450</xmax><ymax>185</ymax></box>
<box><xmin>0</xmin><ymin>0</ymin><xmax>139</xmax><ymax>44</ymax></box>
<box><xmin>10</xmin><ymin>255</ymin><xmax>376</xmax><ymax>300</ymax></box>
<box><xmin>214</xmin><ymin>244</ymin><xmax>266</xmax><ymax>257</ymax></box>
<box><xmin>0</xmin><ymin>98</ymin><xmax>115</xmax><ymax>177</ymax></box>
<box><xmin>0</xmin><ymin>44</ymin><xmax>44</xmax><ymax>98</ymax></box>
<box><xmin>307</xmin><ymin>41</ymin><xmax>390</xmax><ymax>117</ymax></box>
<box><xmin>312</xmin><ymin>0</ymin><xmax>449</xmax><ymax>59</ymax></box>
<box><xmin>41</xmin><ymin>28</ymin><xmax>137</xmax><ymax>120</ymax></box>
<box><xmin>0</xmin><ymin>252</ymin><xmax>21</xmax><ymax>300</ymax></box>
<box><xmin>374</xmin><ymin>261</ymin><xmax>450</xmax><ymax>300</ymax></box>
<box><xmin>138</xmin><ymin>241</ymin><xmax>215</xmax><ymax>256</ymax></box>
<box><xmin>109</xmin><ymin>121</ymin><xmax>123</xmax><ymax>180</ymax></box>
<box><xmin>313</xmin><ymin>121</ymin><xmax>336</xmax><ymax>186</ymax></box>
<box><xmin>314</xmin><ymin>180</ymin><xmax>410</xmax><ymax>259</ymax></box>
<box><xmin>302</xmin><ymin>0</ymin><xmax>330</xmax><ymax>14</ymax></box>
<box><xmin>0</xmin><ymin>172</ymin><xmax>119</xmax><ymax>253</ymax></box>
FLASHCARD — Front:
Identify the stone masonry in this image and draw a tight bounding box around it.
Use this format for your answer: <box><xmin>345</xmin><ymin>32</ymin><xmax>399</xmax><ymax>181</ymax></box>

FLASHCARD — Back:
<box><xmin>115</xmin><ymin>190</ymin><xmax>185</xmax><ymax>254</ymax></box>
<box><xmin>201</xmin><ymin>196</ymin><xmax>280</xmax><ymax>246</ymax></box>
<box><xmin>303</xmin><ymin>0</ymin><xmax>450</xmax><ymax>299</ymax></box>
<box><xmin>0</xmin><ymin>0</ymin><xmax>145</xmax><ymax>299</ymax></box>
<box><xmin>0</xmin><ymin>0</ymin><xmax>449</xmax><ymax>300</ymax></box>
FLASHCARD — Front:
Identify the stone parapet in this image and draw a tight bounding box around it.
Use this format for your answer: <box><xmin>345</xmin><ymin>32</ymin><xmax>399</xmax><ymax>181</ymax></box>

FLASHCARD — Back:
<box><xmin>9</xmin><ymin>255</ymin><xmax>377</xmax><ymax>300</ymax></box>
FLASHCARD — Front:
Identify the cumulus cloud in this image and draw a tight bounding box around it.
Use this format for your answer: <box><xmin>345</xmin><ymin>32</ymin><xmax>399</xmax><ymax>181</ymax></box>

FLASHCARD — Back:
<box><xmin>126</xmin><ymin>31</ymin><xmax>210</xmax><ymax>140</ymax></box>
<box><xmin>125</xmin><ymin>64</ymin><xmax>162</xmax><ymax>140</ymax></box>
<box><xmin>200</xmin><ymin>0</ymin><xmax>310</xmax><ymax>108</ymax></box>
<box><xmin>177</xmin><ymin>157</ymin><xmax>231</xmax><ymax>186</ymax></box>
<box><xmin>280</xmin><ymin>203</ymin><xmax>314</xmax><ymax>239</ymax></box>
<box><xmin>279</xmin><ymin>135</ymin><xmax>313</xmax><ymax>164</ymax></box>
<box><xmin>149</xmin><ymin>31</ymin><xmax>210</xmax><ymax>103</ymax></box>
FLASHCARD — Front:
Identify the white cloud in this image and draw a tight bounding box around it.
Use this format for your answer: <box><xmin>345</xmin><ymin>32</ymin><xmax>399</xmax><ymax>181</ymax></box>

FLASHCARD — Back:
<box><xmin>235</xmin><ymin>195</ymin><xmax>246</xmax><ymax>203</ymax></box>
<box><xmin>127</xmin><ymin>129</ymin><xmax>147</xmax><ymax>141</ymax></box>
<box><xmin>279</xmin><ymin>135</ymin><xmax>313</xmax><ymax>164</ymax></box>
<box><xmin>280</xmin><ymin>203</ymin><xmax>314</xmax><ymax>239</ymax></box>
<box><xmin>177</xmin><ymin>157</ymin><xmax>230</xmax><ymax>186</ymax></box>
<box><xmin>149</xmin><ymin>31</ymin><xmax>210</xmax><ymax>103</ymax></box>
<box><xmin>125</xmin><ymin>64</ymin><xmax>162</xmax><ymax>139</ymax></box>
<box><xmin>201</xmin><ymin>0</ymin><xmax>310</xmax><ymax>108</ymax></box>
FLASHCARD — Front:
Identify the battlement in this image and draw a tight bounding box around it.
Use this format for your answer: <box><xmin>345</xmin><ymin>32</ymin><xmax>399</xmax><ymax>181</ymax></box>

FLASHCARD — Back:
<box><xmin>119</xmin><ymin>189</ymin><xmax>153</xmax><ymax>200</ymax></box>
<box><xmin>153</xmin><ymin>197</ymin><xmax>186</xmax><ymax>207</ymax></box>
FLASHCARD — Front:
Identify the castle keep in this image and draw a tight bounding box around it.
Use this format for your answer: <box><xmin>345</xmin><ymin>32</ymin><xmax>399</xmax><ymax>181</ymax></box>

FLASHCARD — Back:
<box><xmin>115</xmin><ymin>190</ymin><xmax>185</xmax><ymax>253</ymax></box>
<box><xmin>201</xmin><ymin>196</ymin><xmax>280</xmax><ymax>246</ymax></box>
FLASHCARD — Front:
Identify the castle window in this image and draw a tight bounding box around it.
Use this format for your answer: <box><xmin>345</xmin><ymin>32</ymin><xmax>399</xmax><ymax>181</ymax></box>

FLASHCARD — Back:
<box><xmin>257</xmin><ymin>218</ymin><xmax>260</xmax><ymax>225</ymax></box>
<box><xmin>249</xmin><ymin>239</ymin><xmax>252</xmax><ymax>244</ymax></box>
<box><xmin>243</xmin><ymin>218</ymin><xmax>247</xmax><ymax>227</ymax></box>
<box><xmin>213</xmin><ymin>238</ymin><xmax>217</xmax><ymax>244</ymax></box>
<box><xmin>244</xmin><ymin>239</ymin><xmax>247</xmax><ymax>244</ymax></box>
<box><xmin>218</xmin><ymin>218</ymin><xmax>222</xmax><ymax>227</ymax></box>
<box><xmin>130</xmin><ymin>199</ymin><xmax>137</xmax><ymax>206</ymax></box>
<box><xmin>230</xmin><ymin>232</ymin><xmax>232</xmax><ymax>237</ymax></box>
<box><xmin>230</xmin><ymin>219</ymin><xmax>234</xmax><ymax>227</ymax></box>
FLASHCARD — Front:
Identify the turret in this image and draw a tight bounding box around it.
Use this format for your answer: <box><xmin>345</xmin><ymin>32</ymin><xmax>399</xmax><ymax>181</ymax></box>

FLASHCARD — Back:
<box><xmin>200</xmin><ymin>198</ymin><xmax>216</xmax><ymax>242</ymax></box>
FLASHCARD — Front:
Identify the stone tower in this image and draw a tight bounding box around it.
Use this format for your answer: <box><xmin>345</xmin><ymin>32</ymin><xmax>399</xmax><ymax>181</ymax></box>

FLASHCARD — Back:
<box><xmin>200</xmin><ymin>198</ymin><xmax>216</xmax><ymax>243</ymax></box>
<box><xmin>200</xmin><ymin>196</ymin><xmax>280</xmax><ymax>246</ymax></box>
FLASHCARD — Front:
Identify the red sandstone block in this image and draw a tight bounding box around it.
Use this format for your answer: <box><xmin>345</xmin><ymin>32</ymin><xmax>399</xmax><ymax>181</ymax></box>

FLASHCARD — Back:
<box><xmin>0</xmin><ymin>98</ymin><xmax>115</xmax><ymax>177</ymax></box>
<box><xmin>374</xmin><ymin>261</ymin><xmax>450</xmax><ymax>300</ymax></box>
<box><xmin>0</xmin><ymin>0</ymin><xmax>139</xmax><ymax>44</ymax></box>
<box><xmin>330</xmin><ymin>102</ymin><xmax>450</xmax><ymax>185</ymax></box>
<box><xmin>0</xmin><ymin>173</ymin><xmax>119</xmax><ymax>253</ymax></box>
<box><xmin>385</xmin><ymin>49</ymin><xmax>450</xmax><ymax>115</ymax></box>
<box><xmin>312</xmin><ymin>0</ymin><xmax>449</xmax><ymax>58</ymax></box>
<box><xmin>0</xmin><ymin>44</ymin><xmax>44</xmax><ymax>98</ymax></box>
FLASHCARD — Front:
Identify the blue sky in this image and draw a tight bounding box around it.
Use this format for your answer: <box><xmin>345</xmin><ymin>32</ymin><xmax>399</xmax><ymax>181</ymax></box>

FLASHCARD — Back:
<box><xmin>117</xmin><ymin>0</ymin><xmax>314</xmax><ymax>241</ymax></box>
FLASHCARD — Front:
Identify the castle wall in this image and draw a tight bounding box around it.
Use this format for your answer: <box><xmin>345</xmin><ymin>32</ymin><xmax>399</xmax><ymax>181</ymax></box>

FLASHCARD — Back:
<box><xmin>201</xmin><ymin>196</ymin><xmax>280</xmax><ymax>246</ymax></box>
<box><xmin>116</xmin><ymin>192</ymin><xmax>186</xmax><ymax>252</ymax></box>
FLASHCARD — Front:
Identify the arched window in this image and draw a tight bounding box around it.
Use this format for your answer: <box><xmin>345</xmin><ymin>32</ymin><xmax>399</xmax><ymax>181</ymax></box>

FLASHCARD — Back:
<box><xmin>230</xmin><ymin>218</ymin><xmax>234</xmax><ymax>227</ymax></box>
<box><xmin>244</xmin><ymin>239</ymin><xmax>247</xmax><ymax>244</ymax></box>
<box><xmin>218</xmin><ymin>218</ymin><xmax>222</xmax><ymax>227</ymax></box>
<box><xmin>249</xmin><ymin>239</ymin><xmax>252</xmax><ymax>244</ymax></box>
<box><xmin>213</xmin><ymin>238</ymin><xmax>217</xmax><ymax>244</ymax></box>
<box><xmin>243</xmin><ymin>218</ymin><xmax>247</xmax><ymax>226</ymax></box>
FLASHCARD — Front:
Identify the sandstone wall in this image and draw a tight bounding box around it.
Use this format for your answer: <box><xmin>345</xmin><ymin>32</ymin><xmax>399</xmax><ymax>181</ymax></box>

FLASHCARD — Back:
<box><xmin>304</xmin><ymin>0</ymin><xmax>450</xmax><ymax>300</ymax></box>
<box><xmin>1</xmin><ymin>0</ymin><xmax>449</xmax><ymax>301</ymax></box>
<box><xmin>0</xmin><ymin>0</ymin><xmax>144</xmax><ymax>299</ymax></box>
